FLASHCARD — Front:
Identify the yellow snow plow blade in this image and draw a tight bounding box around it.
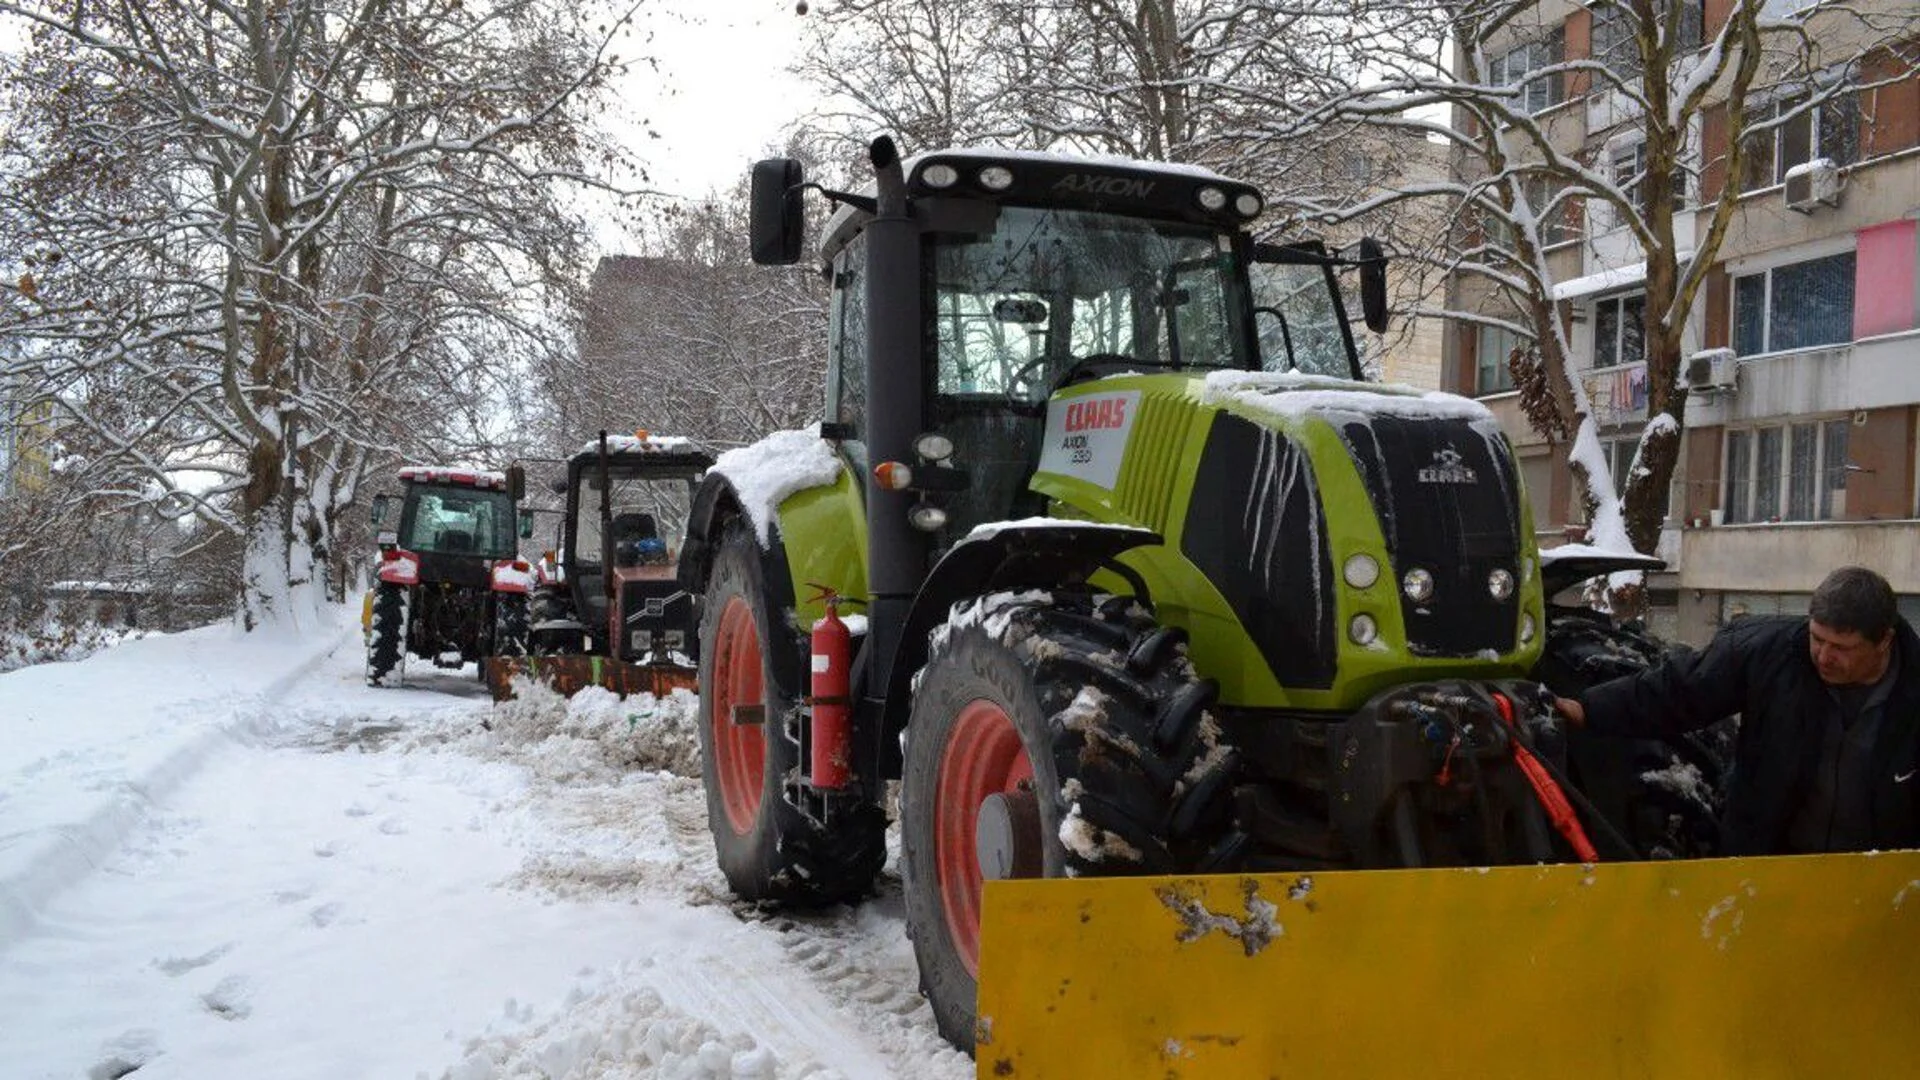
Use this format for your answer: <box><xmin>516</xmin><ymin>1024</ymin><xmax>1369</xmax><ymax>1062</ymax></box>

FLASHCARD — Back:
<box><xmin>977</xmin><ymin>851</ymin><xmax>1920</xmax><ymax>1078</ymax></box>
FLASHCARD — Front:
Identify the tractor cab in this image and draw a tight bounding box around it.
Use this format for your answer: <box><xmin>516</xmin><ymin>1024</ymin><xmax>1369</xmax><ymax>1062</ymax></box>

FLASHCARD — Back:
<box><xmin>786</xmin><ymin>147</ymin><xmax>1386</xmax><ymax>547</ymax></box>
<box><xmin>365</xmin><ymin>465</ymin><xmax>531</xmax><ymax>685</ymax></box>
<box><xmin>534</xmin><ymin>432</ymin><xmax>714</xmax><ymax>664</ymax></box>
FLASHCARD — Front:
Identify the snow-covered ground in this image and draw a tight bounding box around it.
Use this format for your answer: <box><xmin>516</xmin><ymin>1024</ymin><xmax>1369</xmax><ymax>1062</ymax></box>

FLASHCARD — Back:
<box><xmin>0</xmin><ymin>607</ymin><xmax>971</xmax><ymax>1080</ymax></box>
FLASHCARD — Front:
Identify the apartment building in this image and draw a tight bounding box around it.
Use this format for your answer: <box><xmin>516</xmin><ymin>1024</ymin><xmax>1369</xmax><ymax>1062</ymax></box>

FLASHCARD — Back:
<box><xmin>1440</xmin><ymin>0</ymin><xmax>1920</xmax><ymax>644</ymax></box>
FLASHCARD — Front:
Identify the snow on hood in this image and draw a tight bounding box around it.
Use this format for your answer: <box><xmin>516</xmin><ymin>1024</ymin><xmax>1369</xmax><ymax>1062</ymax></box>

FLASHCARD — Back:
<box><xmin>710</xmin><ymin>428</ymin><xmax>843</xmax><ymax>547</ymax></box>
<box><xmin>962</xmin><ymin>517</ymin><xmax>1153</xmax><ymax>543</ymax></box>
<box><xmin>1201</xmin><ymin>370</ymin><xmax>1494</xmax><ymax>423</ymax></box>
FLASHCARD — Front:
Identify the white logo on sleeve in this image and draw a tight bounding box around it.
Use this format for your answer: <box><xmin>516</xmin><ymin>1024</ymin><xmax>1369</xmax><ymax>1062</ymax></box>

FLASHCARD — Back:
<box><xmin>1896</xmin><ymin>769</ymin><xmax>1916</xmax><ymax>784</ymax></box>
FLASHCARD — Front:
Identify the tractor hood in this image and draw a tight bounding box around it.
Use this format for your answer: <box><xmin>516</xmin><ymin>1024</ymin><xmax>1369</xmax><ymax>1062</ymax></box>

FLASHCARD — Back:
<box><xmin>1029</xmin><ymin>369</ymin><xmax>1541</xmax><ymax>710</ymax></box>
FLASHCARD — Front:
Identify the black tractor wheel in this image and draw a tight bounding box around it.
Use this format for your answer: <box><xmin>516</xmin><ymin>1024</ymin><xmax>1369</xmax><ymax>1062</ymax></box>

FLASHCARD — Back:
<box><xmin>1536</xmin><ymin>611</ymin><xmax>1728</xmax><ymax>858</ymax></box>
<box><xmin>695</xmin><ymin>524</ymin><xmax>886</xmax><ymax>905</ymax></box>
<box><xmin>492</xmin><ymin>594</ymin><xmax>529</xmax><ymax>657</ymax></box>
<box><xmin>365</xmin><ymin>583</ymin><xmax>408</xmax><ymax>686</ymax></box>
<box><xmin>901</xmin><ymin>596</ymin><xmax>1239</xmax><ymax>1052</ymax></box>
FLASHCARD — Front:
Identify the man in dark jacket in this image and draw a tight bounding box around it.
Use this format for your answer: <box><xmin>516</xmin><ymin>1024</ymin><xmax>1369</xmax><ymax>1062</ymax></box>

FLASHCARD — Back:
<box><xmin>1555</xmin><ymin>566</ymin><xmax>1920</xmax><ymax>856</ymax></box>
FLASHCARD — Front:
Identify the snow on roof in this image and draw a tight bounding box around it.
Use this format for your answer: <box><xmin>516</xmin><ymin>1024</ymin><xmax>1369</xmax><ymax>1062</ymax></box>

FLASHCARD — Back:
<box><xmin>397</xmin><ymin>466</ymin><xmax>508</xmax><ymax>490</ymax></box>
<box><xmin>822</xmin><ymin>146</ymin><xmax>1242</xmax><ymax>259</ymax></box>
<box><xmin>573</xmin><ymin>433</ymin><xmax>704</xmax><ymax>457</ymax></box>
<box><xmin>1200</xmin><ymin>370</ymin><xmax>1494</xmax><ymax>424</ymax></box>
<box><xmin>1550</xmin><ymin>253</ymin><xmax>1692</xmax><ymax>302</ymax></box>
<box><xmin>710</xmin><ymin>427</ymin><xmax>844</xmax><ymax>547</ymax></box>
<box><xmin>907</xmin><ymin>146</ymin><xmax>1233</xmax><ymax>183</ymax></box>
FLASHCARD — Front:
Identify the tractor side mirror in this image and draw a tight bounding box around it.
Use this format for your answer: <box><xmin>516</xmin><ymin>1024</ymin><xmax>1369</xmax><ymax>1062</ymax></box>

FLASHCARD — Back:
<box><xmin>371</xmin><ymin>494</ymin><xmax>392</xmax><ymax>526</ymax></box>
<box><xmin>506</xmin><ymin>464</ymin><xmax>526</xmax><ymax>502</ymax></box>
<box><xmin>518</xmin><ymin>509</ymin><xmax>535</xmax><ymax>539</ymax></box>
<box><xmin>749</xmin><ymin>158</ymin><xmax>806</xmax><ymax>266</ymax></box>
<box><xmin>1358</xmin><ymin>237</ymin><xmax>1389</xmax><ymax>334</ymax></box>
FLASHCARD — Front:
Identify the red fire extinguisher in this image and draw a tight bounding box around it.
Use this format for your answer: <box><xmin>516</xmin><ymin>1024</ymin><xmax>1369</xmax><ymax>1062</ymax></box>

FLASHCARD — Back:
<box><xmin>809</xmin><ymin>587</ymin><xmax>852</xmax><ymax>790</ymax></box>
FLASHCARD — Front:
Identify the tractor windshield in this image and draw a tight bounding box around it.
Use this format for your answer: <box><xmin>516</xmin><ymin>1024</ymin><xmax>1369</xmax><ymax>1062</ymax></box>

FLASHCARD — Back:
<box><xmin>930</xmin><ymin>206</ymin><xmax>1250</xmax><ymax>407</ymax></box>
<box><xmin>1249</xmin><ymin>256</ymin><xmax>1360</xmax><ymax>379</ymax></box>
<box><xmin>399</xmin><ymin>485</ymin><xmax>517</xmax><ymax>558</ymax></box>
<box><xmin>573</xmin><ymin>472</ymin><xmax>695</xmax><ymax>568</ymax></box>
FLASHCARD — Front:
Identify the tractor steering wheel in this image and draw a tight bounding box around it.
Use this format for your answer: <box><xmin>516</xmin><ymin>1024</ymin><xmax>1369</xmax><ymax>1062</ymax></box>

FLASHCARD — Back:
<box><xmin>1006</xmin><ymin>352</ymin><xmax>1147</xmax><ymax>408</ymax></box>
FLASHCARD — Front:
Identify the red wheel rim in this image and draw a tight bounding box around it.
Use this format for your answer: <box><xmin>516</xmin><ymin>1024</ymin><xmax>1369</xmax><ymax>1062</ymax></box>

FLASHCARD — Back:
<box><xmin>710</xmin><ymin>596</ymin><xmax>767</xmax><ymax>834</ymax></box>
<box><xmin>934</xmin><ymin>699</ymin><xmax>1036</xmax><ymax>978</ymax></box>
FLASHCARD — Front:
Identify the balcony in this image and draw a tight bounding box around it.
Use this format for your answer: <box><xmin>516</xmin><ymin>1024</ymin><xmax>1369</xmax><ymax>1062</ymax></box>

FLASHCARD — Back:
<box><xmin>1678</xmin><ymin>519</ymin><xmax>1920</xmax><ymax>593</ymax></box>
<box><xmin>1687</xmin><ymin>330</ymin><xmax>1920</xmax><ymax>426</ymax></box>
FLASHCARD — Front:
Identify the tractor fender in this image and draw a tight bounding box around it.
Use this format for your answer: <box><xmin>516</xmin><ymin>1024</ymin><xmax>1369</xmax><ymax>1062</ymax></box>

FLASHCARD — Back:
<box><xmin>376</xmin><ymin>548</ymin><xmax>421</xmax><ymax>586</ymax></box>
<box><xmin>878</xmin><ymin>522</ymin><xmax>1160</xmax><ymax>763</ymax></box>
<box><xmin>676</xmin><ymin>471</ymin><xmax>806</xmax><ymax>694</ymax></box>
<box><xmin>676</xmin><ymin>472</ymin><xmax>749</xmax><ymax>596</ymax></box>
<box><xmin>490</xmin><ymin>559</ymin><xmax>533</xmax><ymax>594</ymax></box>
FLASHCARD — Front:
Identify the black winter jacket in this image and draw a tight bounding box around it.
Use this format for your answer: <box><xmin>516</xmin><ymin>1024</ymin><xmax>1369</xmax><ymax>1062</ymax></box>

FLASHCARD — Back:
<box><xmin>1579</xmin><ymin>614</ymin><xmax>1920</xmax><ymax>856</ymax></box>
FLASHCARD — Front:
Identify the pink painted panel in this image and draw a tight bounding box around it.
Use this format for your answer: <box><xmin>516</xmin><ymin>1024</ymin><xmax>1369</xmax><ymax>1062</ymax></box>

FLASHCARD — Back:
<box><xmin>1854</xmin><ymin>220</ymin><xmax>1918</xmax><ymax>338</ymax></box>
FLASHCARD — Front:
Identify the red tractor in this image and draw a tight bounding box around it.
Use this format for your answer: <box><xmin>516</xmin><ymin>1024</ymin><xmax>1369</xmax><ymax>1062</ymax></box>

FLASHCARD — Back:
<box><xmin>365</xmin><ymin>464</ymin><xmax>532</xmax><ymax>685</ymax></box>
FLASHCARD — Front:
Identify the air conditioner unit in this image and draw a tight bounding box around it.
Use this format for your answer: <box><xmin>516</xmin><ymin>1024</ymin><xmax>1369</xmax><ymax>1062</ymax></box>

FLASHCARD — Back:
<box><xmin>1784</xmin><ymin>158</ymin><xmax>1842</xmax><ymax>213</ymax></box>
<box><xmin>1685</xmin><ymin>349</ymin><xmax>1739</xmax><ymax>391</ymax></box>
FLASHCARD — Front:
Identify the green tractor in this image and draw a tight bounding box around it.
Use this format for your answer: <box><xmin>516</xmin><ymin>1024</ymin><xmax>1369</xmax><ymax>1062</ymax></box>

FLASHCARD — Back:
<box><xmin>675</xmin><ymin>138</ymin><xmax>1686</xmax><ymax>1050</ymax></box>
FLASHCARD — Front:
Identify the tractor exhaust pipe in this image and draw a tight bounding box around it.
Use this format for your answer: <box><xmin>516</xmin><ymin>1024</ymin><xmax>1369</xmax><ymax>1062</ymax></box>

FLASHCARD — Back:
<box><xmin>861</xmin><ymin>135</ymin><xmax>922</xmax><ymax>735</ymax></box>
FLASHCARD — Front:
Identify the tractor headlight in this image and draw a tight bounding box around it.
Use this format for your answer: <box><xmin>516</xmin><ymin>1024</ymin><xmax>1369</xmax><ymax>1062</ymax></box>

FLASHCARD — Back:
<box><xmin>979</xmin><ymin>165</ymin><xmax>1014</xmax><ymax>191</ymax></box>
<box><xmin>1348</xmin><ymin>613</ymin><xmax>1379</xmax><ymax>646</ymax></box>
<box><xmin>1343</xmin><ymin>553</ymin><xmax>1380</xmax><ymax>589</ymax></box>
<box><xmin>1487</xmin><ymin>568</ymin><xmax>1515</xmax><ymax>601</ymax></box>
<box><xmin>1234</xmin><ymin>192</ymin><xmax>1263</xmax><ymax>218</ymax></box>
<box><xmin>909</xmin><ymin>503</ymin><xmax>948</xmax><ymax>532</ymax></box>
<box><xmin>914</xmin><ymin>432</ymin><xmax>955</xmax><ymax>462</ymax></box>
<box><xmin>1196</xmin><ymin>185</ymin><xmax>1228</xmax><ymax>211</ymax></box>
<box><xmin>1402</xmin><ymin>567</ymin><xmax>1434</xmax><ymax>603</ymax></box>
<box><xmin>921</xmin><ymin>163</ymin><xmax>959</xmax><ymax>189</ymax></box>
<box><xmin>1520</xmin><ymin>613</ymin><xmax>1537</xmax><ymax>644</ymax></box>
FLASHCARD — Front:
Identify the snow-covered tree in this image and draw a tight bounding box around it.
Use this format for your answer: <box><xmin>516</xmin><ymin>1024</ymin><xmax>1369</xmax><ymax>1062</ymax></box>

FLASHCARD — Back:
<box><xmin>0</xmin><ymin>0</ymin><xmax>643</xmax><ymax>628</ymax></box>
<box><xmin>1285</xmin><ymin>0</ymin><xmax>1919</xmax><ymax>588</ymax></box>
<box><xmin>540</xmin><ymin>197</ymin><xmax>828</xmax><ymax>452</ymax></box>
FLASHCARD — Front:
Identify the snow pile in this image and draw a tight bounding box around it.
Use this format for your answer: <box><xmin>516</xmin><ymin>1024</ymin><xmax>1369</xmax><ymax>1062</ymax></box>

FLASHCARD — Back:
<box><xmin>711</xmin><ymin>429</ymin><xmax>844</xmax><ymax>547</ymax></box>
<box><xmin>484</xmin><ymin>683</ymin><xmax>702</xmax><ymax>782</ymax></box>
<box><xmin>1201</xmin><ymin>369</ymin><xmax>1494</xmax><ymax>423</ymax></box>
<box><xmin>440</xmin><ymin>980</ymin><xmax>797</xmax><ymax>1080</ymax></box>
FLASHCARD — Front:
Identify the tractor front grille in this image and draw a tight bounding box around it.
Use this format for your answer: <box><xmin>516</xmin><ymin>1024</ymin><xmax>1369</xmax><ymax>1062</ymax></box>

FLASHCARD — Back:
<box><xmin>1338</xmin><ymin>416</ymin><xmax>1521</xmax><ymax>657</ymax></box>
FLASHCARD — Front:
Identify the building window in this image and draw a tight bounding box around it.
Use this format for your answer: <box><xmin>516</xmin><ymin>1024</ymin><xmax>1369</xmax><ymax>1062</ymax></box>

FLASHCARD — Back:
<box><xmin>1524</xmin><ymin>175</ymin><xmax>1580</xmax><ymax>246</ymax></box>
<box><xmin>1476</xmin><ymin>325</ymin><xmax>1521</xmax><ymax>394</ymax></box>
<box><xmin>1609</xmin><ymin>142</ymin><xmax>1690</xmax><ymax>217</ymax></box>
<box><xmin>1740</xmin><ymin>89</ymin><xmax>1860</xmax><ymax>192</ymax></box>
<box><xmin>1723</xmin><ymin>419</ymin><xmax>1849</xmax><ymax>523</ymax></box>
<box><xmin>1602</xmin><ymin>437</ymin><xmax>1681</xmax><ymax>518</ymax></box>
<box><xmin>1490</xmin><ymin>31</ymin><xmax>1565</xmax><ymax>115</ymax></box>
<box><xmin>1593</xmin><ymin>293</ymin><xmax>1647</xmax><ymax>368</ymax></box>
<box><xmin>1732</xmin><ymin>251</ymin><xmax>1855</xmax><ymax>356</ymax></box>
<box><xmin>1592</xmin><ymin>1</ymin><xmax>1704</xmax><ymax>79</ymax></box>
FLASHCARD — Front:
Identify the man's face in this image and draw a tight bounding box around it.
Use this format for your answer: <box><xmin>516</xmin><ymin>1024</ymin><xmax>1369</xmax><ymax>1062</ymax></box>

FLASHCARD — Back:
<box><xmin>1808</xmin><ymin>620</ymin><xmax>1893</xmax><ymax>686</ymax></box>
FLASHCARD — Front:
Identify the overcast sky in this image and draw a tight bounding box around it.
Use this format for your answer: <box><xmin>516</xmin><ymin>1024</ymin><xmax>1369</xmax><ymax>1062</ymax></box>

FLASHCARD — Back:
<box><xmin>624</xmin><ymin>3</ymin><xmax>811</xmax><ymax>199</ymax></box>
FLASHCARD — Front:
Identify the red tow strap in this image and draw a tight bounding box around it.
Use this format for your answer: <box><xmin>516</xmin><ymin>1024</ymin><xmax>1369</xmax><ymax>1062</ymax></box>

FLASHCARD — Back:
<box><xmin>1491</xmin><ymin>693</ymin><xmax>1600</xmax><ymax>864</ymax></box>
